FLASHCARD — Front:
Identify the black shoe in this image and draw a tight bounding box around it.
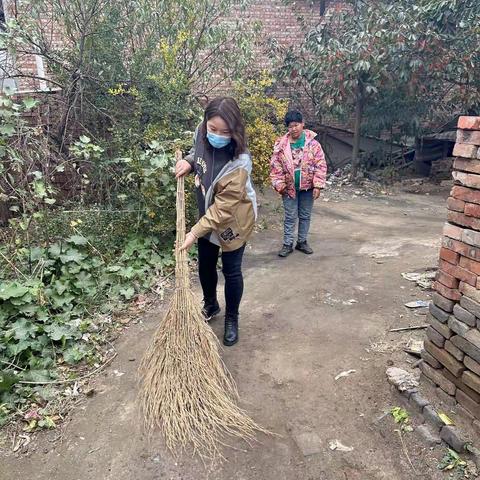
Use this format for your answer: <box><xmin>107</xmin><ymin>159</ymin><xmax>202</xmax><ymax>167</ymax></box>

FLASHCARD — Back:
<box><xmin>295</xmin><ymin>241</ymin><xmax>313</xmax><ymax>254</ymax></box>
<box><xmin>202</xmin><ymin>300</ymin><xmax>220</xmax><ymax>321</ymax></box>
<box><xmin>278</xmin><ymin>244</ymin><xmax>294</xmax><ymax>257</ymax></box>
<box><xmin>223</xmin><ymin>315</ymin><xmax>238</xmax><ymax>346</ymax></box>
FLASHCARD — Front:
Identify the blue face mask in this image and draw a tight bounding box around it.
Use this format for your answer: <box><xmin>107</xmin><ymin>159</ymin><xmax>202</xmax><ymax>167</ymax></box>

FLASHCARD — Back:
<box><xmin>207</xmin><ymin>131</ymin><xmax>231</xmax><ymax>149</ymax></box>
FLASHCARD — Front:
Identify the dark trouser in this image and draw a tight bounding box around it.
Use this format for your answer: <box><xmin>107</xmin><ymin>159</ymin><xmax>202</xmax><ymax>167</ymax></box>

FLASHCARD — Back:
<box><xmin>198</xmin><ymin>237</ymin><xmax>245</xmax><ymax>318</ymax></box>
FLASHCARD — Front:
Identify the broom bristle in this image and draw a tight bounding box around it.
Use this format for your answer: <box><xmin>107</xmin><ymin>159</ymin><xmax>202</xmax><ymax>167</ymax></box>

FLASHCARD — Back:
<box><xmin>138</xmin><ymin>157</ymin><xmax>266</xmax><ymax>460</ymax></box>
<box><xmin>139</xmin><ymin>288</ymin><xmax>265</xmax><ymax>459</ymax></box>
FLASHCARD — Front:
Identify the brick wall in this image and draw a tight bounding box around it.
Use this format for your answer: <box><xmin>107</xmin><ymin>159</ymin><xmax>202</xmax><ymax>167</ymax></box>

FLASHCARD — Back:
<box><xmin>242</xmin><ymin>0</ymin><xmax>342</xmax><ymax>70</ymax></box>
<box><xmin>4</xmin><ymin>0</ymin><xmax>70</xmax><ymax>93</ymax></box>
<box><xmin>422</xmin><ymin>116</ymin><xmax>480</xmax><ymax>425</ymax></box>
<box><xmin>210</xmin><ymin>0</ymin><xmax>347</xmax><ymax>117</ymax></box>
<box><xmin>2</xmin><ymin>0</ymin><xmax>63</xmax><ymax>93</ymax></box>
<box><xmin>3</xmin><ymin>0</ymin><xmax>344</xmax><ymax>101</ymax></box>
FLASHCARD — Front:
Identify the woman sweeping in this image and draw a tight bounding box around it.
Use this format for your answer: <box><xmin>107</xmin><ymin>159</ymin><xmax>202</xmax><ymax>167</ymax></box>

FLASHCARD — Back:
<box><xmin>175</xmin><ymin>96</ymin><xmax>257</xmax><ymax>347</ymax></box>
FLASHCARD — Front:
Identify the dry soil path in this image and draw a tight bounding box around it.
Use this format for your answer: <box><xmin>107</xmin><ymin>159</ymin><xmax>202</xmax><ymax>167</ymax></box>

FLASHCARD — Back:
<box><xmin>3</xmin><ymin>188</ymin><xmax>452</xmax><ymax>480</ymax></box>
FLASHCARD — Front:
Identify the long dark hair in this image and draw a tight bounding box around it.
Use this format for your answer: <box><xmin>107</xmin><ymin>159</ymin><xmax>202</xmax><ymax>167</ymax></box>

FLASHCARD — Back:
<box><xmin>200</xmin><ymin>97</ymin><xmax>247</xmax><ymax>157</ymax></box>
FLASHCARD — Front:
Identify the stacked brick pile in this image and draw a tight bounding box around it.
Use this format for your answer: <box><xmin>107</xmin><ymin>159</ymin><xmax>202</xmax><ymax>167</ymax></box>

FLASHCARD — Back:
<box><xmin>421</xmin><ymin>116</ymin><xmax>480</xmax><ymax>424</ymax></box>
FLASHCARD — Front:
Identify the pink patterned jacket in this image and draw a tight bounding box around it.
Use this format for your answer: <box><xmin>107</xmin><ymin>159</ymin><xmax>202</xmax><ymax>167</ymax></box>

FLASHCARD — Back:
<box><xmin>270</xmin><ymin>129</ymin><xmax>327</xmax><ymax>199</ymax></box>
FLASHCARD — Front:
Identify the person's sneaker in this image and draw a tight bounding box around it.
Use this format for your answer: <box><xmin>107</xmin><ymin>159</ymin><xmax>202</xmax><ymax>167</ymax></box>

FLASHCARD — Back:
<box><xmin>295</xmin><ymin>241</ymin><xmax>313</xmax><ymax>254</ymax></box>
<box><xmin>278</xmin><ymin>244</ymin><xmax>294</xmax><ymax>257</ymax></box>
<box><xmin>202</xmin><ymin>300</ymin><xmax>221</xmax><ymax>321</ymax></box>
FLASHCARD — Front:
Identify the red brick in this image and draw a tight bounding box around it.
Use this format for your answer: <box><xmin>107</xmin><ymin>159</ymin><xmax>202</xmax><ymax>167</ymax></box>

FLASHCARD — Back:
<box><xmin>458</xmin><ymin>116</ymin><xmax>480</xmax><ymax>130</ymax></box>
<box><xmin>427</xmin><ymin>325</ymin><xmax>447</xmax><ymax>347</ymax></box>
<box><xmin>455</xmin><ymin>158</ymin><xmax>480</xmax><ymax>175</ymax></box>
<box><xmin>449</xmin><ymin>315</ymin><xmax>472</xmax><ymax>337</ymax></box>
<box><xmin>453</xmin><ymin>171</ymin><xmax>480</xmax><ymax>189</ymax></box>
<box><xmin>448</xmin><ymin>210</ymin><xmax>480</xmax><ymax>231</ymax></box>
<box><xmin>433</xmin><ymin>281</ymin><xmax>461</xmax><ymax>301</ymax></box>
<box><xmin>445</xmin><ymin>340</ymin><xmax>465</xmax><ymax>362</ymax></box>
<box><xmin>420</xmin><ymin>362</ymin><xmax>456</xmax><ymax>396</ymax></box>
<box><xmin>453</xmin><ymin>144</ymin><xmax>478</xmax><ymax>158</ymax></box>
<box><xmin>465</xmin><ymin>356</ymin><xmax>480</xmax><ymax>377</ymax></box>
<box><xmin>439</xmin><ymin>260</ymin><xmax>456</xmax><ymax>276</ymax></box>
<box><xmin>463</xmin><ymin>370</ymin><xmax>480</xmax><ymax>395</ymax></box>
<box><xmin>462</xmin><ymin>228</ymin><xmax>480</xmax><ymax>248</ymax></box>
<box><xmin>439</xmin><ymin>247</ymin><xmax>460</xmax><ymax>264</ymax></box>
<box><xmin>440</xmin><ymin>259</ymin><xmax>477</xmax><ymax>286</ymax></box>
<box><xmin>436</xmin><ymin>270</ymin><xmax>460</xmax><ymax>289</ymax></box>
<box><xmin>432</xmin><ymin>292</ymin><xmax>455</xmax><ymax>312</ymax></box>
<box><xmin>437</xmin><ymin>387</ymin><xmax>457</xmax><ymax>406</ymax></box>
<box><xmin>444</xmin><ymin>369</ymin><xmax>480</xmax><ymax>400</ymax></box>
<box><xmin>443</xmin><ymin>222</ymin><xmax>464</xmax><ymax>240</ymax></box>
<box><xmin>447</xmin><ymin>197</ymin><xmax>466</xmax><ymax>212</ymax></box>
<box><xmin>459</xmin><ymin>256</ymin><xmax>480</xmax><ymax>275</ymax></box>
<box><xmin>421</xmin><ymin>349</ymin><xmax>442</xmax><ymax>369</ymax></box>
<box><xmin>425</xmin><ymin>341</ymin><xmax>465</xmax><ymax>377</ymax></box>
<box><xmin>456</xmin><ymin>389</ymin><xmax>480</xmax><ymax>418</ymax></box>
<box><xmin>465</xmin><ymin>329</ymin><xmax>480</xmax><ymax>351</ymax></box>
<box><xmin>428</xmin><ymin>314</ymin><xmax>453</xmax><ymax>339</ymax></box>
<box><xmin>451</xmin><ymin>186</ymin><xmax>480</xmax><ymax>205</ymax></box>
<box><xmin>452</xmin><ymin>333</ymin><xmax>480</xmax><ymax>365</ymax></box>
<box><xmin>464</xmin><ymin>202</ymin><xmax>480</xmax><ymax>218</ymax></box>
<box><xmin>459</xmin><ymin>282</ymin><xmax>480</xmax><ymax>304</ymax></box>
<box><xmin>442</xmin><ymin>237</ymin><xmax>480</xmax><ymax>261</ymax></box>
<box><xmin>454</xmin><ymin>302</ymin><xmax>477</xmax><ymax>327</ymax></box>
<box><xmin>456</xmin><ymin>130</ymin><xmax>480</xmax><ymax>146</ymax></box>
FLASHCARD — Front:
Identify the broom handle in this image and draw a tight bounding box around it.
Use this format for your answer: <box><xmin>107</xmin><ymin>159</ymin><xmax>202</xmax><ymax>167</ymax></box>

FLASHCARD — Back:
<box><xmin>175</xmin><ymin>150</ymin><xmax>190</xmax><ymax>289</ymax></box>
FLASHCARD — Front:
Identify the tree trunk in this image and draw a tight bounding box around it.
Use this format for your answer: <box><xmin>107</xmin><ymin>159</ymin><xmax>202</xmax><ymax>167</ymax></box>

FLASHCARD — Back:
<box><xmin>352</xmin><ymin>84</ymin><xmax>364</xmax><ymax>178</ymax></box>
<box><xmin>0</xmin><ymin>200</ymin><xmax>10</xmax><ymax>226</ymax></box>
<box><xmin>320</xmin><ymin>0</ymin><xmax>326</xmax><ymax>15</ymax></box>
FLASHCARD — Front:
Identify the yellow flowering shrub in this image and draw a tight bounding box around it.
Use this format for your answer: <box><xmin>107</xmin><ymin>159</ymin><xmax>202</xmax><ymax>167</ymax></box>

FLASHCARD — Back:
<box><xmin>108</xmin><ymin>84</ymin><xmax>139</xmax><ymax>96</ymax></box>
<box><xmin>246</xmin><ymin>119</ymin><xmax>279</xmax><ymax>188</ymax></box>
<box><xmin>235</xmin><ymin>72</ymin><xmax>288</xmax><ymax>187</ymax></box>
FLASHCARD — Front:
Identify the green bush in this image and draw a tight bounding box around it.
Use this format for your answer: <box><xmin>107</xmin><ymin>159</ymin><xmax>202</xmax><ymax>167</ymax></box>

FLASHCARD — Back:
<box><xmin>0</xmin><ymin>100</ymin><xmax>189</xmax><ymax>421</ymax></box>
<box><xmin>0</xmin><ymin>234</ymin><xmax>173</xmax><ymax>407</ymax></box>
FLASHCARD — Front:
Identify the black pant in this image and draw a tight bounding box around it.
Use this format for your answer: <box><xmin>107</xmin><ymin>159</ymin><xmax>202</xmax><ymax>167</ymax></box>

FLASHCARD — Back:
<box><xmin>198</xmin><ymin>237</ymin><xmax>245</xmax><ymax>318</ymax></box>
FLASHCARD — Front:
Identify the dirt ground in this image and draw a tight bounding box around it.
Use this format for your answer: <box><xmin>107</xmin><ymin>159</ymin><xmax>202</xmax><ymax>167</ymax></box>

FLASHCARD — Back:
<box><xmin>3</xmin><ymin>185</ymin><xmax>466</xmax><ymax>480</ymax></box>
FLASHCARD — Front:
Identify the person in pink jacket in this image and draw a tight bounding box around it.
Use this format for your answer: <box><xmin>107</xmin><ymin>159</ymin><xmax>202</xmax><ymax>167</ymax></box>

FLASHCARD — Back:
<box><xmin>270</xmin><ymin>110</ymin><xmax>327</xmax><ymax>257</ymax></box>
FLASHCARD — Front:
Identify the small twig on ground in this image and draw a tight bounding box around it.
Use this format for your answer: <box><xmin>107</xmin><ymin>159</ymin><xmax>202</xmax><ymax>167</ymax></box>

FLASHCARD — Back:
<box><xmin>1</xmin><ymin>360</ymin><xmax>27</xmax><ymax>371</ymax></box>
<box><xmin>0</xmin><ymin>251</ymin><xmax>28</xmax><ymax>280</ymax></box>
<box><xmin>396</xmin><ymin>429</ymin><xmax>418</xmax><ymax>475</ymax></box>
<box><xmin>18</xmin><ymin>353</ymin><xmax>117</xmax><ymax>385</ymax></box>
<box><xmin>389</xmin><ymin>325</ymin><xmax>428</xmax><ymax>333</ymax></box>
<box><xmin>158</xmin><ymin>270</ymin><xmax>174</xmax><ymax>285</ymax></box>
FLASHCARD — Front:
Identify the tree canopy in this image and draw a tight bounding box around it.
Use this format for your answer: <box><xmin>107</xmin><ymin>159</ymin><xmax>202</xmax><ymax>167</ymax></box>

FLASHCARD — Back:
<box><xmin>278</xmin><ymin>0</ymin><xmax>480</xmax><ymax>173</ymax></box>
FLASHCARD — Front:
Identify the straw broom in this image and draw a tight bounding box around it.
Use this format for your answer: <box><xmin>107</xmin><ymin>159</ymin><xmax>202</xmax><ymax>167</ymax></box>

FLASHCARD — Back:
<box><xmin>139</xmin><ymin>151</ymin><xmax>265</xmax><ymax>460</ymax></box>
